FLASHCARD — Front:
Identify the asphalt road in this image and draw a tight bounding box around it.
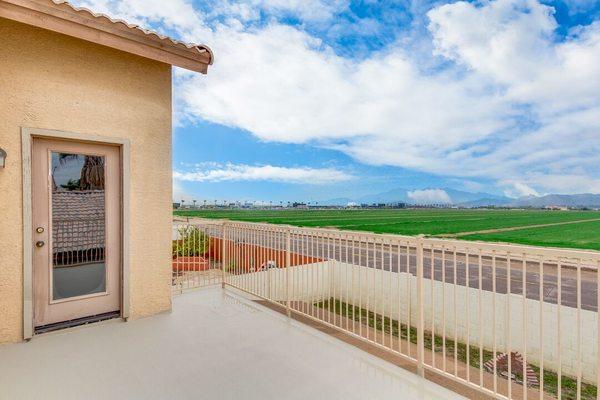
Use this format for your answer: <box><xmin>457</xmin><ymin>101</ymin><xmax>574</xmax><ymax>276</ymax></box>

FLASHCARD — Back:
<box><xmin>220</xmin><ymin>229</ymin><xmax>599</xmax><ymax>312</ymax></box>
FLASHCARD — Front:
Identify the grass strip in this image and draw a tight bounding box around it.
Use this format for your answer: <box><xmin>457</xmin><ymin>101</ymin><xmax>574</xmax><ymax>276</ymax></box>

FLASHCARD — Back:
<box><xmin>315</xmin><ymin>298</ymin><xmax>597</xmax><ymax>400</ymax></box>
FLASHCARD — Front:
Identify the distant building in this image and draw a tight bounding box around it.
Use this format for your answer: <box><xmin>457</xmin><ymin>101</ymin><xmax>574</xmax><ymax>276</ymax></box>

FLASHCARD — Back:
<box><xmin>292</xmin><ymin>202</ymin><xmax>309</xmax><ymax>209</ymax></box>
<box><xmin>545</xmin><ymin>205</ymin><xmax>569</xmax><ymax>211</ymax></box>
<box><xmin>173</xmin><ymin>203</ymin><xmax>181</xmax><ymax>209</ymax></box>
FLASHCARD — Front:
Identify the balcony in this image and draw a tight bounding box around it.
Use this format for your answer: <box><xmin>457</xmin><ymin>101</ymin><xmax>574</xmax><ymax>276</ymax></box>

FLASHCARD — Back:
<box><xmin>170</xmin><ymin>220</ymin><xmax>599</xmax><ymax>400</ymax></box>
<box><xmin>1</xmin><ymin>220</ymin><xmax>598</xmax><ymax>400</ymax></box>
<box><xmin>0</xmin><ymin>286</ymin><xmax>464</xmax><ymax>400</ymax></box>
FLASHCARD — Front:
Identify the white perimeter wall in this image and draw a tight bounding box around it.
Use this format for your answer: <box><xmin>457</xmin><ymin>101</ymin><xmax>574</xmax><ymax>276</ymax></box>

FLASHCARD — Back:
<box><xmin>225</xmin><ymin>262</ymin><xmax>331</xmax><ymax>302</ymax></box>
<box><xmin>227</xmin><ymin>261</ymin><xmax>598</xmax><ymax>383</ymax></box>
<box><xmin>331</xmin><ymin>261</ymin><xmax>598</xmax><ymax>383</ymax></box>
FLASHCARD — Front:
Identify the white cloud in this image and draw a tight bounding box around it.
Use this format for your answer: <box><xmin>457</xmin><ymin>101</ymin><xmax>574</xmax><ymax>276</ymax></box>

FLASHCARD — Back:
<box><xmin>407</xmin><ymin>189</ymin><xmax>452</xmax><ymax>204</ymax></box>
<box><xmin>428</xmin><ymin>0</ymin><xmax>557</xmax><ymax>86</ymax></box>
<box><xmin>250</xmin><ymin>0</ymin><xmax>348</xmax><ymax>22</ymax></box>
<box><xmin>75</xmin><ymin>0</ymin><xmax>600</xmax><ymax>195</ymax></box>
<box><xmin>78</xmin><ymin>0</ymin><xmax>346</xmax><ymax>30</ymax></box>
<box><xmin>427</xmin><ymin>0</ymin><xmax>600</xmax><ymax>111</ymax></box>
<box><xmin>173</xmin><ymin>164</ymin><xmax>353</xmax><ymax>184</ymax></box>
<box><xmin>173</xmin><ymin>179</ymin><xmax>194</xmax><ymax>203</ymax></box>
<box><xmin>77</xmin><ymin>0</ymin><xmax>207</xmax><ymax>33</ymax></box>
<box><xmin>501</xmin><ymin>181</ymin><xmax>540</xmax><ymax>198</ymax></box>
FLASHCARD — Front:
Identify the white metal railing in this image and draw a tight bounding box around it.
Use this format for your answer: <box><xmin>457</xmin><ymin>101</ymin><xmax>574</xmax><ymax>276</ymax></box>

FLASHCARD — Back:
<box><xmin>172</xmin><ymin>221</ymin><xmax>224</xmax><ymax>291</ymax></box>
<box><xmin>173</xmin><ymin>219</ymin><xmax>600</xmax><ymax>400</ymax></box>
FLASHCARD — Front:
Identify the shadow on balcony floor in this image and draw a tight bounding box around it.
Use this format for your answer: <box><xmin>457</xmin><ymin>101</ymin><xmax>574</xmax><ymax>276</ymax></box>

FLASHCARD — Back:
<box><xmin>0</xmin><ymin>287</ymin><xmax>466</xmax><ymax>400</ymax></box>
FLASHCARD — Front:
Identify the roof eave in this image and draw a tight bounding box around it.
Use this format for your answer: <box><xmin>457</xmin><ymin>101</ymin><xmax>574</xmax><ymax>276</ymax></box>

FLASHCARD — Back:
<box><xmin>0</xmin><ymin>0</ymin><xmax>213</xmax><ymax>73</ymax></box>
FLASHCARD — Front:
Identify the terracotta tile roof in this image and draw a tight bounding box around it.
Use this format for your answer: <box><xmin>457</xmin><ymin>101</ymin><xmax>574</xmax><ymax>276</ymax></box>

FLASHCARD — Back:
<box><xmin>52</xmin><ymin>190</ymin><xmax>105</xmax><ymax>254</ymax></box>
<box><xmin>52</xmin><ymin>190</ymin><xmax>105</xmax><ymax>222</ymax></box>
<box><xmin>0</xmin><ymin>0</ymin><xmax>213</xmax><ymax>72</ymax></box>
<box><xmin>50</xmin><ymin>0</ymin><xmax>213</xmax><ymax>62</ymax></box>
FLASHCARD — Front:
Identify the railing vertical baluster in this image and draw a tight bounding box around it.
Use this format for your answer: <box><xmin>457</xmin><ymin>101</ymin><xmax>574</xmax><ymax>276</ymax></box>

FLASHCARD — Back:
<box><xmin>359</xmin><ymin>236</ymin><xmax>363</xmax><ymax>340</ymax></box>
<box><xmin>431</xmin><ymin>244</ymin><xmax>435</xmax><ymax>369</ymax></box>
<box><xmin>478</xmin><ymin>250</ymin><xmax>483</xmax><ymax>389</ymax></box>
<box><xmin>597</xmin><ymin>259</ymin><xmax>600</xmax><ymax>400</ymax></box>
<box><xmin>346</xmin><ymin>235</ymin><xmax>350</xmax><ymax>333</ymax></box>
<box><xmin>466</xmin><ymin>249</ymin><xmax>471</xmax><ymax>384</ymax></box>
<box><xmin>408</xmin><ymin>243</ymin><xmax>413</xmax><ymax>361</ymax></box>
<box><xmin>370</xmin><ymin>237</ymin><xmax>375</xmax><ymax>342</ymax></box>
<box><xmin>312</xmin><ymin>231</ymin><xmax>317</xmax><ymax>319</ymax></box>
<box><xmin>221</xmin><ymin>222</ymin><xmax>227</xmax><ymax>289</ymax></box>
<box><xmin>492</xmin><ymin>251</ymin><xmax>497</xmax><ymax>395</ymax></box>
<box><xmin>557</xmin><ymin>260</ymin><xmax>562</xmax><ymax>400</ymax></box>
<box><xmin>453</xmin><ymin>248</ymin><xmax>458</xmax><ymax>377</ymax></box>
<box><xmin>576</xmin><ymin>259</ymin><xmax>582</xmax><ymax>400</ymax></box>
<box><xmin>381</xmin><ymin>238</ymin><xmax>386</xmax><ymax>346</ymax></box>
<box><xmin>388</xmin><ymin>240</ymin><xmax>393</xmax><ymax>351</ymax></box>
<box><xmin>442</xmin><ymin>246</ymin><xmax>446</xmax><ymax>373</ymax></box>
<box><xmin>302</xmin><ymin>231</ymin><xmax>306</xmax><ymax>316</ymax></box>
<box><xmin>365</xmin><ymin>235</ymin><xmax>369</xmax><ymax>341</ymax></box>
<box><xmin>267</xmin><ymin>228</ymin><xmax>271</xmax><ymax>300</ymax></box>
<box><xmin>522</xmin><ymin>255</ymin><xmax>527</xmax><ymax>400</ymax></box>
<box><xmin>177</xmin><ymin>225</ymin><xmax>182</xmax><ymax>294</ymax></box>
<box><xmin>416</xmin><ymin>235</ymin><xmax>425</xmax><ymax>378</ymax></box>
<box><xmin>328</xmin><ymin>232</ymin><xmax>332</xmax><ymax>324</ymax></box>
<box><xmin>539</xmin><ymin>256</ymin><xmax>544</xmax><ymax>400</ymax></box>
<box><xmin>397</xmin><ymin>241</ymin><xmax>403</xmax><ymax>355</ymax></box>
<box><xmin>286</xmin><ymin>227</ymin><xmax>291</xmax><ymax>318</ymax></box>
<box><xmin>352</xmin><ymin>237</ymin><xmax>356</xmax><ymax>336</ymax></box>
<box><xmin>507</xmin><ymin>252</ymin><xmax>512</xmax><ymax>400</ymax></box>
<box><xmin>377</xmin><ymin>238</ymin><xmax>382</xmax><ymax>346</ymax></box>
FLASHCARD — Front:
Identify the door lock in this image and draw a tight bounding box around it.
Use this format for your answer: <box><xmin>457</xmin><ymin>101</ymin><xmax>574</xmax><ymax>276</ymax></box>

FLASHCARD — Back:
<box><xmin>36</xmin><ymin>241</ymin><xmax>45</xmax><ymax>248</ymax></box>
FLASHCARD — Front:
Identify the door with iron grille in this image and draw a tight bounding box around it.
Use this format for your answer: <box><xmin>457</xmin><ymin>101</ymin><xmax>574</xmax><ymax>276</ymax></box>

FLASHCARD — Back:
<box><xmin>32</xmin><ymin>138</ymin><xmax>121</xmax><ymax>330</ymax></box>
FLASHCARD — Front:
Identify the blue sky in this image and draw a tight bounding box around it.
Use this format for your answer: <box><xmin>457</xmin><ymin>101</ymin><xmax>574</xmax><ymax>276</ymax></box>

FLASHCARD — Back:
<box><xmin>76</xmin><ymin>0</ymin><xmax>600</xmax><ymax>203</ymax></box>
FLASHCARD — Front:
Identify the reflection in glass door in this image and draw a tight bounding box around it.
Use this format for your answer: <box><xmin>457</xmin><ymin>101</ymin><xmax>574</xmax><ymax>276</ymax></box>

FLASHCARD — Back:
<box><xmin>51</xmin><ymin>153</ymin><xmax>106</xmax><ymax>300</ymax></box>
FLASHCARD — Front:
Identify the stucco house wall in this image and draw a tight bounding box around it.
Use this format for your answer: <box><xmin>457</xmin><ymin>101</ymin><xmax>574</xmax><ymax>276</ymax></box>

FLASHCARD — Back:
<box><xmin>0</xmin><ymin>17</ymin><xmax>173</xmax><ymax>343</ymax></box>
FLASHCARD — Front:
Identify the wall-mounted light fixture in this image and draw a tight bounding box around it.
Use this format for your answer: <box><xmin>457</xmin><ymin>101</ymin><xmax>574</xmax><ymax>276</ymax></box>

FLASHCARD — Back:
<box><xmin>0</xmin><ymin>148</ymin><xmax>6</xmax><ymax>168</ymax></box>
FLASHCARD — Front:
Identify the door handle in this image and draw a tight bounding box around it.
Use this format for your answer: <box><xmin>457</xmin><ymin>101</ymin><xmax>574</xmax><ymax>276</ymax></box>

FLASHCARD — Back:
<box><xmin>36</xmin><ymin>241</ymin><xmax>45</xmax><ymax>248</ymax></box>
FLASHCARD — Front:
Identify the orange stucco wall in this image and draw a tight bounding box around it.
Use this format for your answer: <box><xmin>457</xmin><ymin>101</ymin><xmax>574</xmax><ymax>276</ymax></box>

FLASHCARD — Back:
<box><xmin>209</xmin><ymin>238</ymin><xmax>323</xmax><ymax>272</ymax></box>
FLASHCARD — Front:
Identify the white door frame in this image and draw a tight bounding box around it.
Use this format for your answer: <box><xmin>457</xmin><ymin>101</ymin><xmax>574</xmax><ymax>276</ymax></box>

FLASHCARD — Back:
<box><xmin>21</xmin><ymin>127</ymin><xmax>130</xmax><ymax>340</ymax></box>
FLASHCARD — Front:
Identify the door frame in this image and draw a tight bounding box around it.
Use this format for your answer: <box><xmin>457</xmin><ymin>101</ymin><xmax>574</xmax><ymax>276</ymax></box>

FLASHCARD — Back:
<box><xmin>22</xmin><ymin>127</ymin><xmax>131</xmax><ymax>340</ymax></box>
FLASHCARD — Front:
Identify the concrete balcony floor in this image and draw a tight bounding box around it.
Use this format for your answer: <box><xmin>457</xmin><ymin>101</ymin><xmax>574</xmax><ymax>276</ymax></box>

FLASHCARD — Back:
<box><xmin>0</xmin><ymin>287</ymin><xmax>465</xmax><ymax>400</ymax></box>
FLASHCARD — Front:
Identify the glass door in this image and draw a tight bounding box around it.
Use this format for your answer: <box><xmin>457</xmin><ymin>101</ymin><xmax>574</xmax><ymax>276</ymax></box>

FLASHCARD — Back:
<box><xmin>33</xmin><ymin>138</ymin><xmax>121</xmax><ymax>330</ymax></box>
<box><xmin>51</xmin><ymin>152</ymin><xmax>107</xmax><ymax>301</ymax></box>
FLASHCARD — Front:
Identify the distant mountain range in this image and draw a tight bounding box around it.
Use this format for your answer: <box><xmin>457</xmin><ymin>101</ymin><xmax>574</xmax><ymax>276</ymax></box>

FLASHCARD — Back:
<box><xmin>321</xmin><ymin>188</ymin><xmax>600</xmax><ymax>208</ymax></box>
<box><xmin>506</xmin><ymin>193</ymin><xmax>600</xmax><ymax>208</ymax></box>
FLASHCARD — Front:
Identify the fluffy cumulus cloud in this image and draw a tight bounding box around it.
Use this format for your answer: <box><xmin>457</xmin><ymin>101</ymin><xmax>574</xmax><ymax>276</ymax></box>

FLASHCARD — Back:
<box><xmin>407</xmin><ymin>189</ymin><xmax>452</xmax><ymax>204</ymax></box>
<box><xmin>500</xmin><ymin>180</ymin><xmax>541</xmax><ymax>198</ymax></box>
<box><xmin>173</xmin><ymin>163</ymin><xmax>353</xmax><ymax>184</ymax></box>
<box><xmin>75</xmin><ymin>0</ymin><xmax>600</xmax><ymax>194</ymax></box>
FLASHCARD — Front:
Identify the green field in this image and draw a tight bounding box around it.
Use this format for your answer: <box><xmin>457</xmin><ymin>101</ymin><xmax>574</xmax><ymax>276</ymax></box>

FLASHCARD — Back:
<box><xmin>174</xmin><ymin>209</ymin><xmax>600</xmax><ymax>251</ymax></box>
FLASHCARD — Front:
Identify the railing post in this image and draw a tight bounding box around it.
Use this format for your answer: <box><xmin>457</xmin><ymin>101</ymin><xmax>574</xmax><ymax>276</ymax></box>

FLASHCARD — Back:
<box><xmin>221</xmin><ymin>222</ymin><xmax>227</xmax><ymax>289</ymax></box>
<box><xmin>268</xmin><ymin>260</ymin><xmax>272</xmax><ymax>299</ymax></box>
<box><xmin>178</xmin><ymin>225</ymin><xmax>183</xmax><ymax>295</ymax></box>
<box><xmin>416</xmin><ymin>234</ymin><xmax>425</xmax><ymax>378</ymax></box>
<box><xmin>285</xmin><ymin>227</ymin><xmax>291</xmax><ymax>318</ymax></box>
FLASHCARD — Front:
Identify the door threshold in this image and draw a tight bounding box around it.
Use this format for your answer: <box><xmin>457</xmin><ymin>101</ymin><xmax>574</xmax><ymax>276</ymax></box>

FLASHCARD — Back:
<box><xmin>34</xmin><ymin>311</ymin><xmax>121</xmax><ymax>335</ymax></box>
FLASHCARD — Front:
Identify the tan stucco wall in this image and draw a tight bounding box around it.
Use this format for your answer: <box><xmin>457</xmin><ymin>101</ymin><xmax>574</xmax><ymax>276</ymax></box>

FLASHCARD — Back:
<box><xmin>0</xmin><ymin>18</ymin><xmax>174</xmax><ymax>343</ymax></box>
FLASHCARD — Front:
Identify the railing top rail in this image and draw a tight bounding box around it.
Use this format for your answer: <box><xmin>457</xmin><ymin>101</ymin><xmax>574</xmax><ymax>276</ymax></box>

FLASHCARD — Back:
<box><xmin>182</xmin><ymin>217</ymin><xmax>600</xmax><ymax>264</ymax></box>
<box><xmin>421</xmin><ymin>236</ymin><xmax>600</xmax><ymax>263</ymax></box>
